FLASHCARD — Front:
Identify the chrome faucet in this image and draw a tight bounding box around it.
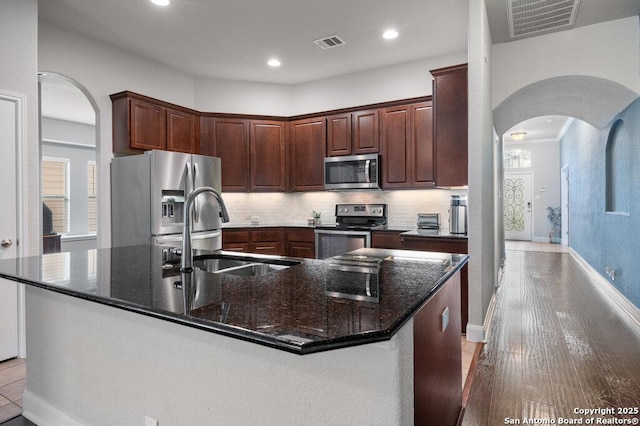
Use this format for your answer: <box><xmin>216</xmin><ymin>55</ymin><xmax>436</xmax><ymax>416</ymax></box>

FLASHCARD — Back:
<box><xmin>180</xmin><ymin>186</ymin><xmax>230</xmax><ymax>272</ymax></box>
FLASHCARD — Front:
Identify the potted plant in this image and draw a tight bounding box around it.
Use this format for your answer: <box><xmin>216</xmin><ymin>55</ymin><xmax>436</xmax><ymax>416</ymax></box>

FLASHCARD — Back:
<box><xmin>546</xmin><ymin>206</ymin><xmax>561</xmax><ymax>243</ymax></box>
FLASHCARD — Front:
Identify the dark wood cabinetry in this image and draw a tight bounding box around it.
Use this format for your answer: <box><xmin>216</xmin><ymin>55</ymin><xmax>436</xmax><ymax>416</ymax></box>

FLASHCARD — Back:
<box><xmin>431</xmin><ymin>64</ymin><xmax>468</xmax><ymax>187</ymax></box>
<box><xmin>402</xmin><ymin>235</ymin><xmax>468</xmax><ymax>334</ymax></box>
<box><xmin>221</xmin><ymin>229</ymin><xmax>251</xmax><ymax>252</ymax></box>
<box><xmin>286</xmin><ymin>228</ymin><xmax>315</xmax><ymax>259</ymax></box>
<box><xmin>222</xmin><ymin>227</ymin><xmax>313</xmax><ymax>257</ymax></box>
<box><xmin>251</xmin><ymin>228</ymin><xmax>285</xmax><ymax>256</ymax></box>
<box><xmin>380</xmin><ymin>101</ymin><xmax>435</xmax><ymax>189</ymax></box>
<box><xmin>327</xmin><ymin>109</ymin><xmax>379</xmax><ymax>156</ymax></box>
<box><xmin>111</xmin><ymin>91</ymin><xmax>199</xmax><ymax>155</ymax></box>
<box><xmin>200</xmin><ymin>117</ymin><xmax>250</xmax><ymax>191</ymax></box>
<box><xmin>250</xmin><ymin>120</ymin><xmax>287</xmax><ymax>191</ymax></box>
<box><xmin>288</xmin><ymin>118</ymin><xmax>326</xmax><ymax>191</ymax></box>
<box><xmin>372</xmin><ymin>230</ymin><xmax>469</xmax><ymax>334</ymax></box>
<box><xmin>371</xmin><ymin>230</ymin><xmax>404</xmax><ymax>249</ymax></box>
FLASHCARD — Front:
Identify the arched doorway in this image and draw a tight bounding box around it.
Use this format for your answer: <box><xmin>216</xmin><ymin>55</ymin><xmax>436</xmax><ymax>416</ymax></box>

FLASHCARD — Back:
<box><xmin>493</xmin><ymin>75</ymin><xmax>638</xmax><ymax>260</ymax></box>
<box><xmin>39</xmin><ymin>72</ymin><xmax>100</xmax><ymax>253</ymax></box>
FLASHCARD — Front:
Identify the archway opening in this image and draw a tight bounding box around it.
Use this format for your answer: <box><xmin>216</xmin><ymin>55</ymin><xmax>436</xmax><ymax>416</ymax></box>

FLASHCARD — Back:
<box><xmin>39</xmin><ymin>72</ymin><xmax>100</xmax><ymax>254</ymax></box>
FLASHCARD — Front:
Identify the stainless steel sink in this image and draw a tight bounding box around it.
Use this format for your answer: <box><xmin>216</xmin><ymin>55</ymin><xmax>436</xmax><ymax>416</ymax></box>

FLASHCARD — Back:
<box><xmin>193</xmin><ymin>254</ymin><xmax>301</xmax><ymax>277</ymax></box>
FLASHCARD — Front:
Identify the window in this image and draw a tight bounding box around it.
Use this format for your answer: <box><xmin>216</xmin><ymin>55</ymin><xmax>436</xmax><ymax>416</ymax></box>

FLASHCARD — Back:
<box><xmin>504</xmin><ymin>149</ymin><xmax>531</xmax><ymax>169</ymax></box>
<box><xmin>88</xmin><ymin>161</ymin><xmax>97</xmax><ymax>233</ymax></box>
<box><xmin>42</xmin><ymin>157</ymin><xmax>70</xmax><ymax>234</ymax></box>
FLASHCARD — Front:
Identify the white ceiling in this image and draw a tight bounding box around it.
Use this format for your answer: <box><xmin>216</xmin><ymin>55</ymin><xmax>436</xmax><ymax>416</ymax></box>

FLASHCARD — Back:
<box><xmin>38</xmin><ymin>0</ymin><xmax>468</xmax><ymax>85</ymax></box>
<box><xmin>504</xmin><ymin>115</ymin><xmax>571</xmax><ymax>143</ymax></box>
<box><xmin>38</xmin><ymin>0</ymin><xmax>638</xmax><ymax>140</ymax></box>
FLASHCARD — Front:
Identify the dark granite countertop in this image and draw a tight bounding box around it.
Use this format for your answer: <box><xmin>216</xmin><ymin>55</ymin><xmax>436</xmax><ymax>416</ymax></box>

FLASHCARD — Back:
<box><xmin>0</xmin><ymin>246</ymin><xmax>468</xmax><ymax>355</ymax></box>
<box><xmin>401</xmin><ymin>229</ymin><xmax>468</xmax><ymax>239</ymax></box>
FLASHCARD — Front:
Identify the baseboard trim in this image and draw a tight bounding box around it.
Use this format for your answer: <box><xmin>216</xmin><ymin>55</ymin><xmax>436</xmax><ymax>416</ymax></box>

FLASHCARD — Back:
<box><xmin>466</xmin><ymin>286</ymin><xmax>499</xmax><ymax>343</ymax></box>
<box><xmin>570</xmin><ymin>248</ymin><xmax>640</xmax><ymax>331</ymax></box>
<box><xmin>22</xmin><ymin>389</ymin><xmax>85</xmax><ymax>426</ymax></box>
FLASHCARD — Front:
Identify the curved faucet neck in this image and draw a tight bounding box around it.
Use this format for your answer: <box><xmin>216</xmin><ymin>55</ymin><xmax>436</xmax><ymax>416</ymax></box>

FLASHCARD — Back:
<box><xmin>180</xmin><ymin>186</ymin><xmax>230</xmax><ymax>273</ymax></box>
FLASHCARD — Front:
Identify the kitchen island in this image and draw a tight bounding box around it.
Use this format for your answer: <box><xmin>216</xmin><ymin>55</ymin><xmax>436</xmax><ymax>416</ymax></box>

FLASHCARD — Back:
<box><xmin>0</xmin><ymin>246</ymin><xmax>467</xmax><ymax>425</ymax></box>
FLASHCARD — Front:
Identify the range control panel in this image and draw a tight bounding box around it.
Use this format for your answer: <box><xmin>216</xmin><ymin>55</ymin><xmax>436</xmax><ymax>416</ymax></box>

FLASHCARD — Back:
<box><xmin>335</xmin><ymin>204</ymin><xmax>387</xmax><ymax>218</ymax></box>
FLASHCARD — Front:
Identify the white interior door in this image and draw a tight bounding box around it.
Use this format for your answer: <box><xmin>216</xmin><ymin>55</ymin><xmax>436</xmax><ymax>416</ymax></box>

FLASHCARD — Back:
<box><xmin>504</xmin><ymin>172</ymin><xmax>533</xmax><ymax>241</ymax></box>
<box><xmin>0</xmin><ymin>95</ymin><xmax>19</xmax><ymax>361</ymax></box>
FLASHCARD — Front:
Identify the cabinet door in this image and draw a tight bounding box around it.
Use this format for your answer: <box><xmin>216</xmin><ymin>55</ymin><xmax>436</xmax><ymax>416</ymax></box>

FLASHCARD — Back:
<box><xmin>250</xmin><ymin>120</ymin><xmax>286</xmax><ymax>191</ymax></box>
<box><xmin>412</xmin><ymin>102</ymin><xmax>435</xmax><ymax>187</ymax></box>
<box><xmin>327</xmin><ymin>113</ymin><xmax>352</xmax><ymax>156</ymax></box>
<box><xmin>166</xmin><ymin>108</ymin><xmax>199</xmax><ymax>153</ymax></box>
<box><xmin>352</xmin><ymin>109</ymin><xmax>379</xmax><ymax>154</ymax></box>
<box><xmin>130</xmin><ymin>98</ymin><xmax>166</xmax><ymax>151</ymax></box>
<box><xmin>288</xmin><ymin>242</ymin><xmax>315</xmax><ymax>259</ymax></box>
<box><xmin>289</xmin><ymin>118</ymin><xmax>326</xmax><ymax>191</ymax></box>
<box><xmin>202</xmin><ymin>118</ymin><xmax>250</xmax><ymax>191</ymax></box>
<box><xmin>251</xmin><ymin>241</ymin><xmax>285</xmax><ymax>256</ymax></box>
<box><xmin>432</xmin><ymin>64</ymin><xmax>468</xmax><ymax>186</ymax></box>
<box><xmin>371</xmin><ymin>231</ymin><xmax>404</xmax><ymax>249</ymax></box>
<box><xmin>381</xmin><ymin>106</ymin><xmax>412</xmax><ymax>189</ymax></box>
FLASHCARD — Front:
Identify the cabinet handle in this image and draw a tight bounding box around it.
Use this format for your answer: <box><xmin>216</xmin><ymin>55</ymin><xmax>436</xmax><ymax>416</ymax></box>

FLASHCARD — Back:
<box><xmin>1</xmin><ymin>239</ymin><xmax>13</xmax><ymax>248</ymax></box>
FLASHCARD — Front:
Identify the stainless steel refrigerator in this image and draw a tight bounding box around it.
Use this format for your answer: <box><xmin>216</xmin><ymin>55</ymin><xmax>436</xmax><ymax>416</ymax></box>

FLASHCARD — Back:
<box><xmin>111</xmin><ymin>150</ymin><xmax>223</xmax><ymax>250</ymax></box>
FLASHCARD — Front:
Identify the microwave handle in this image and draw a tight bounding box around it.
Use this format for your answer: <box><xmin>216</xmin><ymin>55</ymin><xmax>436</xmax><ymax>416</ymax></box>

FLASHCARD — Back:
<box><xmin>365</xmin><ymin>159</ymin><xmax>371</xmax><ymax>183</ymax></box>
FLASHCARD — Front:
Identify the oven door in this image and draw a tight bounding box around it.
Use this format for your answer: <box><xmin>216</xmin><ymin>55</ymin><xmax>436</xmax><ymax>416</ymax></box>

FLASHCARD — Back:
<box><xmin>314</xmin><ymin>229</ymin><xmax>371</xmax><ymax>260</ymax></box>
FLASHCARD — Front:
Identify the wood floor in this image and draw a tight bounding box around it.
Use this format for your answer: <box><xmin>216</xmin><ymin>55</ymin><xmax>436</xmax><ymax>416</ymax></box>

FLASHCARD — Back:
<box><xmin>462</xmin><ymin>242</ymin><xmax>640</xmax><ymax>425</ymax></box>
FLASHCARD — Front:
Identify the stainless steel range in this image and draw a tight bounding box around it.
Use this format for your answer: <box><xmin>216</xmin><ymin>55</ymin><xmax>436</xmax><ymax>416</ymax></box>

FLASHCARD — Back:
<box><xmin>314</xmin><ymin>203</ymin><xmax>387</xmax><ymax>259</ymax></box>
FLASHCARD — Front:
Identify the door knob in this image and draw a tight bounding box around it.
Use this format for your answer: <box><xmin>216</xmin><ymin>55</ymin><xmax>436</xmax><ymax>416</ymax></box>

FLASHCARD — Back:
<box><xmin>1</xmin><ymin>239</ymin><xmax>13</xmax><ymax>247</ymax></box>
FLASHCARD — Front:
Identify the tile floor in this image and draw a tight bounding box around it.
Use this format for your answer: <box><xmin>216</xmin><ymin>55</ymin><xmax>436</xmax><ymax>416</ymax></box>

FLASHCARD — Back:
<box><xmin>0</xmin><ymin>359</ymin><xmax>25</xmax><ymax>423</ymax></box>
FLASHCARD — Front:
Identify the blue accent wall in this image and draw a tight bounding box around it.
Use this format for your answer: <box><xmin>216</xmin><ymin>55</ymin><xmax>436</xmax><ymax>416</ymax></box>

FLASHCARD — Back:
<box><xmin>560</xmin><ymin>98</ymin><xmax>640</xmax><ymax>309</ymax></box>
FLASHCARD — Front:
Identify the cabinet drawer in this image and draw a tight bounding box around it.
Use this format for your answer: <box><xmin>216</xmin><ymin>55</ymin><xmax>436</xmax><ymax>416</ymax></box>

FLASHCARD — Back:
<box><xmin>371</xmin><ymin>231</ymin><xmax>404</xmax><ymax>249</ymax></box>
<box><xmin>286</xmin><ymin>229</ymin><xmax>315</xmax><ymax>243</ymax></box>
<box><xmin>402</xmin><ymin>237</ymin><xmax>468</xmax><ymax>254</ymax></box>
<box><xmin>222</xmin><ymin>230</ymin><xmax>250</xmax><ymax>243</ymax></box>
<box><xmin>251</xmin><ymin>228</ymin><xmax>284</xmax><ymax>242</ymax></box>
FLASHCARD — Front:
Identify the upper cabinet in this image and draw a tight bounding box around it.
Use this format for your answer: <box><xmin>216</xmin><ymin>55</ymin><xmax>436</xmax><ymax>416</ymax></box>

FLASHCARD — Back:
<box><xmin>111</xmin><ymin>91</ymin><xmax>199</xmax><ymax>155</ymax></box>
<box><xmin>430</xmin><ymin>64</ymin><xmax>468</xmax><ymax>187</ymax></box>
<box><xmin>250</xmin><ymin>120</ymin><xmax>287</xmax><ymax>191</ymax></box>
<box><xmin>201</xmin><ymin>117</ymin><xmax>250</xmax><ymax>191</ymax></box>
<box><xmin>288</xmin><ymin>117</ymin><xmax>326</xmax><ymax>191</ymax></box>
<box><xmin>327</xmin><ymin>109</ymin><xmax>379</xmax><ymax>156</ymax></box>
<box><xmin>381</xmin><ymin>101</ymin><xmax>434</xmax><ymax>189</ymax></box>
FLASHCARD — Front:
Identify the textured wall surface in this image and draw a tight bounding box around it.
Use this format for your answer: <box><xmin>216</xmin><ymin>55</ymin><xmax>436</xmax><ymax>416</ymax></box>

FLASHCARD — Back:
<box><xmin>560</xmin><ymin>99</ymin><xmax>640</xmax><ymax>308</ymax></box>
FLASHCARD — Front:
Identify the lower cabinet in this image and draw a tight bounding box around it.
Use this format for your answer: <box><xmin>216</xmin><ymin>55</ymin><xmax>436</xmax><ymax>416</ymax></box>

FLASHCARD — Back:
<box><xmin>286</xmin><ymin>228</ymin><xmax>315</xmax><ymax>259</ymax></box>
<box><xmin>250</xmin><ymin>228</ymin><xmax>285</xmax><ymax>256</ymax></box>
<box><xmin>222</xmin><ymin>227</ymin><xmax>315</xmax><ymax>259</ymax></box>
<box><xmin>372</xmin><ymin>230</ymin><xmax>469</xmax><ymax>334</ymax></box>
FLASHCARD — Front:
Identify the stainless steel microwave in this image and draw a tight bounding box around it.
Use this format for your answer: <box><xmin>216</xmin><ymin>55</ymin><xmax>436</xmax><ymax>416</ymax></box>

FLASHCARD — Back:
<box><xmin>324</xmin><ymin>153</ymin><xmax>381</xmax><ymax>190</ymax></box>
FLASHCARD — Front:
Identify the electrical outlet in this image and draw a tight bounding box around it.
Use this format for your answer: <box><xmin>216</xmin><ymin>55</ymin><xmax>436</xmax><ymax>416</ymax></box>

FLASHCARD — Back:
<box><xmin>441</xmin><ymin>307</ymin><xmax>449</xmax><ymax>332</ymax></box>
<box><xmin>250</xmin><ymin>216</ymin><xmax>259</xmax><ymax>223</ymax></box>
<box><xmin>145</xmin><ymin>416</ymin><xmax>159</xmax><ymax>426</ymax></box>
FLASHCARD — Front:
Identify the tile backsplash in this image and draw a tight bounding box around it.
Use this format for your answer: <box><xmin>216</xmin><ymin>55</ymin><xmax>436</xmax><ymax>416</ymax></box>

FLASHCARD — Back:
<box><xmin>221</xmin><ymin>189</ymin><xmax>468</xmax><ymax>230</ymax></box>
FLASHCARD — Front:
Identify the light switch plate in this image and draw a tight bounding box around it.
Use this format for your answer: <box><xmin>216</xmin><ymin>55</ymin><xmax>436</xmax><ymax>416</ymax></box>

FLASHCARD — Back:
<box><xmin>441</xmin><ymin>307</ymin><xmax>449</xmax><ymax>332</ymax></box>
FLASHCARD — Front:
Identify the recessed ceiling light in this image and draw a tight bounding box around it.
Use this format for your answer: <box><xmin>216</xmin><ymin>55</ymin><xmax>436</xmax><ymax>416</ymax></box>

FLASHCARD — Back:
<box><xmin>383</xmin><ymin>29</ymin><xmax>399</xmax><ymax>40</ymax></box>
<box><xmin>267</xmin><ymin>59</ymin><xmax>281</xmax><ymax>67</ymax></box>
<box><xmin>150</xmin><ymin>0</ymin><xmax>170</xmax><ymax>6</ymax></box>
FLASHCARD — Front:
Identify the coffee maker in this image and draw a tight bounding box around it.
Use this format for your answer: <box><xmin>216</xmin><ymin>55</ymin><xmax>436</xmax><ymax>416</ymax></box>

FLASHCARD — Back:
<box><xmin>449</xmin><ymin>195</ymin><xmax>468</xmax><ymax>235</ymax></box>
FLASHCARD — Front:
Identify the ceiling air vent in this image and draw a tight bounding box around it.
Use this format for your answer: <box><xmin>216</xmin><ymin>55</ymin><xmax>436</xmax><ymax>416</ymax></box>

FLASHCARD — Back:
<box><xmin>507</xmin><ymin>0</ymin><xmax>581</xmax><ymax>39</ymax></box>
<box><xmin>314</xmin><ymin>35</ymin><xmax>346</xmax><ymax>50</ymax></box>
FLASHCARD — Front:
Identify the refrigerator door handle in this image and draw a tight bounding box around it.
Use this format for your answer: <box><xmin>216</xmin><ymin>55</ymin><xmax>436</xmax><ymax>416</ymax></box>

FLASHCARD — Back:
<box><xmin>193</xmin><ymin>161</ymin><xmax>200</xmax><ymax>223</ymax></box>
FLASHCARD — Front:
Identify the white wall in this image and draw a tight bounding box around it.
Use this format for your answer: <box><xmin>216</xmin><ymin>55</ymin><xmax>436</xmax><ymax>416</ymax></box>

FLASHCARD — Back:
<box><xmin>467</xmin><ymin>0</ymin><xmax>495</xmax><ymax>342</ymax></box>
<box><xmin>290</xmin><ymin>54</ymin><xmax>466</xmax><ymax>116</ymax></box>
<box><xmin>504</xmin><ymin>139</ymin><xmax>561</xmax><ymax>242</ymax></box>
<box><xmin>194</xmin><ymin>54</ymin><xmax>466</xmax><ymax>117</ymax></box>
<box><xmin>492</xmin><ymin>16</ymin><xmax>640</xmax><ymax>108</ymax></box>
<box><xmin>24</xmin><ymin>286</ymin><xmax>414</xmax><ymax>426</ymax></box>
<box><xmin>39</xmin><ymin>23</ymin><xmax>199</xmax><ymax>249</ymax></box>
<box><xmin>0</xmin><ymin>0</ymin><xmax>39</xmax><ymax>256</ymax></box>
